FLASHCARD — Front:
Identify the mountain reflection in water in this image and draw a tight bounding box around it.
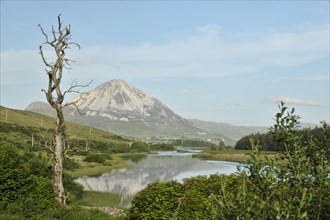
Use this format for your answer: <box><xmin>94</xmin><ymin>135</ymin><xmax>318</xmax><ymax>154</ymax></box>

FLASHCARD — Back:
<box><xmin>75</xmin><ymin>151</ymin><xmax>240</xmax><ymax>206</ymax></box>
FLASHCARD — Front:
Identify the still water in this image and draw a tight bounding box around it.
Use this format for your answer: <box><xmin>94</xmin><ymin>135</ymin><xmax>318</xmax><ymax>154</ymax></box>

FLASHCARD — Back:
<box><xmin>75</xmin><ymin>151</ymin><xmax>241</xmax><ymax>206</ymax></box>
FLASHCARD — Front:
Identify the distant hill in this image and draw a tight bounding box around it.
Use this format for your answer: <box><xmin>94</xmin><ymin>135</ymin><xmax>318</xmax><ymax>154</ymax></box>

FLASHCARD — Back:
<box><xmin>189</xmin><ymin>119</ymin><xmax>269</xmax><ymax>141</ymax></box>
<box><xmin>189</xmin><ymin>119</ymin><xmax>319</xmax><ymax>141</ymax></box>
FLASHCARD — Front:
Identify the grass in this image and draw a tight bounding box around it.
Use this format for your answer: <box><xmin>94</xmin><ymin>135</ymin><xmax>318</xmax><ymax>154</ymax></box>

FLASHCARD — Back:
<box><xmin>193</xmin><ymin>149</ymin><xmax>277</xmax><ymax>163</ymax></box>
<box><xmin>0</xmin><ymin>106</ymin><xmax>128</xmax><ymax>144</ymax></box>
<box><xmin>66</xmin><ymin>154</ymin><xmax>131</xmax><ymax>178</ymax></box>
<box><xmin>70</xmin><ymin>191</ymin><xmax>122</xmax><ymax>207</ymax></box>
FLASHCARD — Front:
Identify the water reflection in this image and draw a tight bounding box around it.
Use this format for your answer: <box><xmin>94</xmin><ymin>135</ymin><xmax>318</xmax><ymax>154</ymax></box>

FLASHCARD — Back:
<box><xmin>75</xmin><ymin>152</ymin><xmax>240</xmax><ymax>206</ymax></box>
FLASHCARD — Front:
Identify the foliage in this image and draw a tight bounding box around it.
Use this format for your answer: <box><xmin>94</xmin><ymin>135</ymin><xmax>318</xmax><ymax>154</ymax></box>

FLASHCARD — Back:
<box><xmin>235</xmin><ymin>132</ymin><xmax>279</xmax><ymax>151</ymax></box>
<box><xmin>0</xmin><ymin>144</ymin><xmax>58</xmax><ymax>217</ymax></box>
<box><xmin>0</xmin><ymin>143</ymin><xmax>89</xmax><ymax>218</ymax></box>
<box><xmin>175</xmin><ymin>175</ymin><xmax>230</xmax><ymax>219</ymax></box>
<box><xmin>131</xmin><ymin>141</ymin><xmax>150</xmax><ymax>152</ymax></box>
<box><xmin>70</xmin><ymin>191</ymin><xmax>122</xmax><ymax>207</ymax></box>
<box><xmin>235</xmin><ymin>115</ymin><xmax>330</xmax><ymax>152</ymax></box>
<box><xmin>212</xmin><ymin>102</ymin><xmax>330</xmax><ymax>219</ymax></box>
<box><xmin>48</xmin><ymin>206</ymin><xmax>119</xmax><ymax>220</ymax></box>
<box><xmin>173</xmin><ymin>139</ymin><xmax>218</xmax><ymax>148</ymax></box>
<box><xmin>128</xmin><ymin>181</ymin><xmax>184</xmax><ymax>219</ymax></box>
<box><xmin>128</xmin><ymin>102</ymin><xmax>330</xmax><ymax>219</ymax></box>
<box><xmin>149</xmin><ymin>143</ymin><xmax>175</xmax><ymax>151</ymax></box>
<box><xmin>64</xmin><ymin>156</ymin><xmax>80</xmax><ymax>170</ymax></box>
<box><xmin>84</xmin><ymin>153</ymin><xmax>107</xmax><ymax>164</ymax></box>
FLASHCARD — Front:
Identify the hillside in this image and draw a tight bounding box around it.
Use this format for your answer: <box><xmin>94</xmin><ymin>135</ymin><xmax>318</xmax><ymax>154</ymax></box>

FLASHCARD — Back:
<box><xmin>0</xmin><ymin>105</ymin><xmax>129</xmax><ymax>151</ymax></box>
<box><xmin>190</xmin><ymin>119</ymin><xmax>269</xmax><ymax>141</ymax></box>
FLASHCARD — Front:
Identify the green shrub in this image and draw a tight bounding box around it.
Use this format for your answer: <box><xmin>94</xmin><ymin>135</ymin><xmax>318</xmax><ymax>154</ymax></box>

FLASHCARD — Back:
<box><xmin>131</xmin><ymin>141</ymin><xmax>150</xmax><ymax>152</ymax></box>
<box><xmin>128</xmin><ymin>181</ymin><xmax>183</xmax><ymax>219</ymax></box>
<box><xmin>149</xmin><ymin>143</ymin><xmax>175</xmax><ymax>151</ymax></box>
<box><xmin>64</xmin><ymin>156</ymin><xmax>80</xmax><ymax>170</ymax></box>
<box><xmin>0</xmin><ymin>144</ymin><xmax>58</xmax><ymax>217</ymax></box>
<box><xmin>83</xmin><ymin>153</ymin><xmax>106</xmax><ymax>163</ymax></box>
<box><xmin>212</xmin><ymin>102</ymin><xmax>330</xmax><ymax>219</ymax></box>
<box><xmin>176</xmin><ymin>175</ymin><xmax>227</xmax><ymax>219</ymax></box>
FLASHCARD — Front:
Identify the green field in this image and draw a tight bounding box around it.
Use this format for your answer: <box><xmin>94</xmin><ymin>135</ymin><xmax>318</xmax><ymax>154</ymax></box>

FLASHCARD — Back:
<box><xmin>193</xmin><ymin>149</ymin><xmax>277</xmax><ymax>163</ymax></box>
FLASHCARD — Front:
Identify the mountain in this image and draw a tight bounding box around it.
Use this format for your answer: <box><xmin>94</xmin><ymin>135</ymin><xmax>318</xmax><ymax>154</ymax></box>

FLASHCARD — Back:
<box><xmin>69</xmin><ymin>80</ymin><xmax>188</xmax><ymax>124</ymax></box>
<box><xmin>190</xmin><ymin>119</ymin><xmax>269</xmax><ymax>141</ymax></box>
<box><xmin>27</xmin><ymin>80</ymin><xmax>228</xmax><ymax>139</ymax></box>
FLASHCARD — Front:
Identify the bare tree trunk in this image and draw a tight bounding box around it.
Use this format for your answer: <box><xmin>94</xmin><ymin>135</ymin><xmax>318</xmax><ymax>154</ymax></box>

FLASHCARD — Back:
<box><xmin>53</xmin><ymin>107</ymin><xmax>66</xmax><ymax>205</ymax></box>
<box><xmin>38</xmin><ymin>15</ymin><xmax>89</xmax><ymax>206</ymax></box>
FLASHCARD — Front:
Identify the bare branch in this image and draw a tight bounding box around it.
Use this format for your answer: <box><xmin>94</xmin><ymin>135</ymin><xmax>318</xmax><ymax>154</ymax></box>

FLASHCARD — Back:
<box><xmin>68</xmin><ymin>42</ymin><xmax>81</xmax><ymax>49</ymax></box>
<box><xmin>38</xmin><ymin>24</ymin><xmax>49</xmax><ymax>42</ymax></box>
<box><xmin>39</xmin><ymin>45</ymin><xmax>52</xmax><ymax>68</ymax></box>
<box><xmin>57</xmin><ymin>14</ymin><xmax>62</xmax><ymax>33</ymax></box>
<box><xmin>63</xmin><ymin>80</ymin><xmax>93</xmax><ymax>115</ymax></box>
<box><xmin>63</xmin><ymin>80</ymin><xmax>93</xmax><ymax>97</ymax></box>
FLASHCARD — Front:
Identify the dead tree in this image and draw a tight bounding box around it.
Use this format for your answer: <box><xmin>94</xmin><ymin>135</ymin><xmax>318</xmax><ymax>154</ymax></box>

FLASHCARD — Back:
<box><xmin>38</xmin><ymin>15</ymin><xmax>89</xmax><ymax>206</ymax></box>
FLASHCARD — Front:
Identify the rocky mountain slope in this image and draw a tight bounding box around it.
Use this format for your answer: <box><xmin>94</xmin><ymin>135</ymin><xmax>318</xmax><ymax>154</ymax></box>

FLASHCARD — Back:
<box><xmin>69</xmin><ymin>80</ymin><xmax>188</xmax><ymax>124</ymax></box>
<box><xmin>27</xmin><ymin>80</ymin><xmax>226</xmax><ymax>139</ymax></box>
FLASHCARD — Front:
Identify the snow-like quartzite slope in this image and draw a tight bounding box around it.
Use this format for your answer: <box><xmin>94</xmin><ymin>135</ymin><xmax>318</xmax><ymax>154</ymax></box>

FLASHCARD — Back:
<box><xmin>71</xmin><ymin>79</ymin><xmax>187</xmax><ymax>124</ymax></box>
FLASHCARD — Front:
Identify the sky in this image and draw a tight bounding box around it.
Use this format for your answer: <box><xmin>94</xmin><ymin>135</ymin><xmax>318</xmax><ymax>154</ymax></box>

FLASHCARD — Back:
<box><xmin>1</xmin><ymin>0</ymin><xmax>329</xmax><ymax>126</ymax></box>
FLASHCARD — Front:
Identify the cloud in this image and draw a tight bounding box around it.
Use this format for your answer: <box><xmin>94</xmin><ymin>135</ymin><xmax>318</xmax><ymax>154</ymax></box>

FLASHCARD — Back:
<box><xmin>89</xmin><ymin>23</ymin><xmax>329</xmax><ymax>79</ymax></box>
<box><xmin>264</xmin><ymin>96</ymin><xmax>323</xmax><ymax>106</ymax></box>
<box><xmin>1</xmin><ymin>23</ymin><xmax>329</xmax><ymax>85</ymax></box>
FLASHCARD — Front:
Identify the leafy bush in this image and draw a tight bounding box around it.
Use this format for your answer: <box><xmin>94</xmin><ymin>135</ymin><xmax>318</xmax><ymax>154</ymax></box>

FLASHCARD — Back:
<box><xmin>128</xmin><ymin>181</ymin><xmax>183</xmax><ymax>219</ymax></box>
<box><xmin>83</xmin><ymin>153</ymin><xmax>107</xmax><ymax>163</ymax></box>
<box><xmin>0</xmin><ymin>144</ymin><xmax>58</xmax><ymax>217</ymax></box>
<box><xmin>213</xmin><ymin>102</ymin><xmax>330</xmax><ymax>219</ymax></box>
<box><xmin>176</xmin><ymin>175</ymin><xmax>228</xmax><ymax>219</ymax></box>
<box><xmin>64</xmin><ymin>156</ymin><xmax>80</xmax><ymax>170</ymax></box>
<box><xmin>149</xmin><ymin>143</ymin><xmax>175</xmax><ymax>151</ymax></box>
<box><xmin>0</xmin><ymin>143</ymin><xmax>86</xmax><ymax>217</ymax></box>
<box><xmin>131</xmin><ymin>141</ymin><xmax>150</xmax><ymax>152</ymax></box>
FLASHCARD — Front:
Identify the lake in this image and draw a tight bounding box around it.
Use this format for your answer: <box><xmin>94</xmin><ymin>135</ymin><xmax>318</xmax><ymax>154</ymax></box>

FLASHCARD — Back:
<box><xmin>75</xmin><ymin>151</ymin><xmax>242</xmax><ymax>206</ymax></box>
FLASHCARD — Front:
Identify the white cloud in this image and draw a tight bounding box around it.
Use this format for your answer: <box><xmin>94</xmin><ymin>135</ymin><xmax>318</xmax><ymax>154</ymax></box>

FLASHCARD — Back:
<box><xmin>88</xmin><ymin>23</ymin><xmax>329</xmax><ymax>79</ymax></box>
<box><xmin>264</xmin><ymin>96</ymin><xmax>323</xmax><ymax>106</ymax></box>
<box><xmin>1</xmin><ymin>23</ymin><xmax>329</xmax><ymax>84</ymax></box>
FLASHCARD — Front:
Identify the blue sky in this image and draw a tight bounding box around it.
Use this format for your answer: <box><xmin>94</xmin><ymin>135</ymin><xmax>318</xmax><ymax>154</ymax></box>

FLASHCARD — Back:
<box><xmin>1</xmin><ymin>1</ymin><xmax>329</xmax><ymax>126</ymax></box>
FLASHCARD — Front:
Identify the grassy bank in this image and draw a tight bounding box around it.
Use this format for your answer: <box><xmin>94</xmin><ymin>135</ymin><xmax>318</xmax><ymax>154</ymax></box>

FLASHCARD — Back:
<box><xmin>193</xmin><ymin>149</ymin><xmax>277</xmax><ymax>163</ymax></box>
<box><xmin>66</xmin><ymin>153</ymin><xmax>148</xmax><ymax>178</ymax></box>
<box><xmin>70</xmin><ymin>191</ymin><xmax>122</xmax><ymax>207</ymax></box>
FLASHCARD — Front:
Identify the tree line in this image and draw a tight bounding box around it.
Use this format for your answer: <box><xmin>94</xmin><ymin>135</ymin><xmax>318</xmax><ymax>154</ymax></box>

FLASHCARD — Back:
<box><xmin>235</xmin><ymin>124</ymin><xmax>330</xmax><ymax>152</ymax></box>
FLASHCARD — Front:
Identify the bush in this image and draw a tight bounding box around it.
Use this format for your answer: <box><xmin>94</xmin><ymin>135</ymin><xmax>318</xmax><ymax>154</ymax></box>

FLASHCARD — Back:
<box><xmin>0</xmin><ymin>144</ymin><xmax>58</xmax><ymax>217</ymax></box>
<box><xmin>64</xmin><ymin>156</ymin><xmax>80</xmax><ymax>170</ymax></box>
<box><xmin>149</xmin><ymin>143</ymin><xmax>175</xmax><ymax>151</ymax></box>
<box><xmin>83</xmin><ymin>153</ymin><xmax>106</xmax><ymax>163</ymax></box>
<box><xmin>176</xmin><ymin>175</ymin><xmax>228</xmax><ymax>219</ymax></box>
<box><xmin>128</xmin><ymin>181</ymin><xmax>183</xmax><ymax>219</ymax></box>
<box><xmin>128</xmin><ymin>175</ymin><xmax>233</xmax><ymax>220</ymax></box>
<box><xmin>131</xmin><ymin>141</ymin><xmax>149</xmax><ymax>152</ymax></box>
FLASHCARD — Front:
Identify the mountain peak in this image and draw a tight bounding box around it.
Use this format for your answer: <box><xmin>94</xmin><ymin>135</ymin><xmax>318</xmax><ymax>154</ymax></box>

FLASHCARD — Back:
<box><xmin>98</xmin><ymin>79</ymin><xmax>129</xmax><ymax>89</ymax></box>
<box><xmin>72</xmin><ymin>79</ymin><xmax>184</xmax><ymax>124</ymax></box>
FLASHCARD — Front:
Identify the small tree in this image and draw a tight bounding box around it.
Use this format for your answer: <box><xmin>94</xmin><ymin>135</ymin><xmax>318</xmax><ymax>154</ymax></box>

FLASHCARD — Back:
<box><xmin>38</xmin><ymin>15</ymin><xmax>88</xmax><ymax>205</ymax></box>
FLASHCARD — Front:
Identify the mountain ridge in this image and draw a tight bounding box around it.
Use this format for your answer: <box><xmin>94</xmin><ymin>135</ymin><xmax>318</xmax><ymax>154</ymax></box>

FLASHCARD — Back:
<box><xmin>26</xmin><ymin>79</ymin><xmax>223</xmax><ymax>139</ymax></box>
<box><xmin>26</xmin><ymin>79</ymin><xmax>316</xmax><ymax>140</ymax></box>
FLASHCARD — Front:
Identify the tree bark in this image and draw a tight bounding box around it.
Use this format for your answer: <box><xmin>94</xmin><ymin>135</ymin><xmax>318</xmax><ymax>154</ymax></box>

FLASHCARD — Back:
<box><xmin>53</xmin><ymin>106</ymin><xmax>66</xmax><ymax>205</ymax></box>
